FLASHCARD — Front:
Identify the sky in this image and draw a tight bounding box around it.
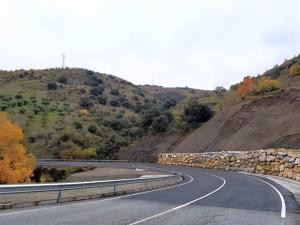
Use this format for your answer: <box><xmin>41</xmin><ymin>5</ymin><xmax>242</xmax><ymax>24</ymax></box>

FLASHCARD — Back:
<box><xmin>1</xmin><ymin>0</ymin><xmax>300</xmax><ymax>89</ymax></box>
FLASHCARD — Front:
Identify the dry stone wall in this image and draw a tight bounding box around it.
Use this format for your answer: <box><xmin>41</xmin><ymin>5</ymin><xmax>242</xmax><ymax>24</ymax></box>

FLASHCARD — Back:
<box><xmin>158</xmin><ymin>149</ymin><xmax>300</xmax><ymax>181</ymax></box>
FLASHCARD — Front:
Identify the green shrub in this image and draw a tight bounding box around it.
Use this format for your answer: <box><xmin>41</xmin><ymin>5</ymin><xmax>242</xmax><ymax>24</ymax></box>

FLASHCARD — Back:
<box><xmin>183</xmin><ymin>102</ymin><xmax>214</xmax><ymax>128</ymax></box>
<box><xmin>74</xmin><ymin>121</ymin><xmax>83</xmax><ymax>129</ymax></box>
<box><xmin>110</xmin><ymin>89</ymin><xmax>119</xmax><ymax>96</ymax></box>
<box><xmin>96</xmin><ymin>135</ymin><xmax>126</xmax><ymax>159</ymax></box>
<box><xmin>90</xmin><ymin>86</ymin><xmax>104</xmax><ymax>96</ymax></box>
<box><xmin>15</xmin><ymin>94</ymin><xmax>23</xmax><ymax>99</ymax></box>
<box><xmin>109</xmin><ymin>99</ymin><xmax>120</xmax><ymax>107</ymax></box>
<box><xmin>79</xmin><ymin>98</ymin><xmax>93</xmax><ymax>109</ymax></box>
<box><xmin>47</xmin><ymin>82</ymin><xmax>57</xmax><ymax>90</ymax></box>
<box><xmin>57</xmin><ymin>75</ymin><xmax>68</xmax><ymax>84</ymax></box>
<box><xmin>61</xmin><ymin>134</ymin><xmax>70</xmax><ymax>142</ymax></box>
<box><xmin>28</xmin><ymin>136</ymin><xmax>36</xmax><ymax>143</ymax></box>
<box><xmin>88</xmin><ymin>125</ymin><xmax>97</xmax><ymax>134</ymax></box>
<box><xmin>151</xmin><ymin>115</ymin><xmax>169</xmax><ymax>132</ymax></box>
<box><xmin>97</xmin><ymin>95</ymin><xmax>107</xmax><ymax>105</ymax></box>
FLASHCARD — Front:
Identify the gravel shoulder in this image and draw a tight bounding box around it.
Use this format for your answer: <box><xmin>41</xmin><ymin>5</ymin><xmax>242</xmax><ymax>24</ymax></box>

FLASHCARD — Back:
<box><xmin>63</xmin><ymin>167</ymin><xmax>167</xmax><ymax>182</ymax></box>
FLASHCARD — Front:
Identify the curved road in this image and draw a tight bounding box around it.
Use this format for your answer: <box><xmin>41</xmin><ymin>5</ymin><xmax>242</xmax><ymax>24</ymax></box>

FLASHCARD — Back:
<box><xmin>0</xmin><ymin>162</ymin><xmax>299</xmax><ymax>225</ymax></box>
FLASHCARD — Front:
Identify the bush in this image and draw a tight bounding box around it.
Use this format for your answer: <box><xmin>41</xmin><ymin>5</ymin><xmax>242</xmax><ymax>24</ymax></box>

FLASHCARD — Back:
<box><xmin>142</xmin><ymin>107</ymin><xmax>161</xmax><ymax>128</ymax></box>
<box><xmin>74</xmin><ymin>121</ymin><xmax>83</xmax><ymax>129</ymax></box>
<box><xmin>19</xmin><ymin>108</ymin><xmax>26</xmax><ymax>114</ymax></box>
<box><xmin>79</xmin><ymin>98</ymin><xmax>93</xmax><ymax>109</ymax></box>
<box><xmin>96</xmin><ymin>135</ymin><xmax>126</xmax><ymax>159</ymax></box>
<box><xmin>109</xmin><ymin>99</ymin><xmax>120</xmax><ymax>107</ymax></box>
<box><xmin>253</xmin><ymin>77</ymin><xmax>280</xmax><ymax>94</ymax></box>
<box><xmin>32</xmin><ymin>167</ymin><xmax>67</xmax><ymax>182</ymax></box>
<box><xmin>183</xmin><ymin>102</ymin><xmax>214</xmax><ymax>128</ymax></box>
<box><xmin>28</xmin><ymin>136</ymin><xmax>36</xmax><ymax>143</ymax></box>
<box><xmin>61</xmin><ymin>134</ymin><xmax>70</xmax><ymax>142</ymax></box>
<box><xmin>59</xmin><ymin>147</ymin><xmax>96</xmax><ymax>159</ymax></box>
<box><xmin>88</xmin><ymin>125</ymin><xmax>97</xmax><ymax>134</ymax></box>
<box><xmin>47</xmin><ymin>82</ymin><xmax>57</xmax><ymax>90</ymax></box>
<box><xmin>57</xmin><ymin>75</ymin><xmax>67</xmax><ymax>84</ymax></box>
<box><xmin>90</xmin><ymin>86</ymin><xmax>105</xmax><ymax>96</ymax></box>
<box><xmin>151</xmin><ymin>115</ymin><xmax>169</xmax><ymax>132</ymax></box>
<box><xmin>86</xmin><ymin>70</ymin><xmax>94</xmax><ymax>76</ymax></box>
<box><xmin>15</xmin><ymin>94</ymin><xmax>23</xmax><ymax>99</ymax></box>
<box><xmin>104</xmin><ymin>118</ymin><xmax>130</xmax><ymax>131</ymax></box>
<box><xmin>289</xmin><ymin>64</ymin><xmax>300</xmax><ymax>76</ymax></box>
<box><xmin>110</xmin><ymin>89</ymin><xmax>120</xmax><ymax>96</ymax></box>
<box><xmin>97</xmin><ymin>95</ymin><xmax>107</xmax><ymax>105</ymax></box>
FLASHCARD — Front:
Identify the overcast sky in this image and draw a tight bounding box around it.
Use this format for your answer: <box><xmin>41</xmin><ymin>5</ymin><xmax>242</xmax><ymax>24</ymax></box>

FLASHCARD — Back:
<box><xmin>1</xmin><ymin>0</ymin><xmax>300</xmax><ymax>89</ymax></box>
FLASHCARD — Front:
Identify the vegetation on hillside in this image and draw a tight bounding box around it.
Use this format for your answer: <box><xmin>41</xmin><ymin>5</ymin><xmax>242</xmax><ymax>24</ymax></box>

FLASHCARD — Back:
<box><xmin>2</xmin><ymin>54</ymin><xmax>299</xmax><ymax>162</ymax></box>
<box><xmin>0</xmin><ymin>68</ymin><xmax>214</xmax><ymax>160</ymax></box>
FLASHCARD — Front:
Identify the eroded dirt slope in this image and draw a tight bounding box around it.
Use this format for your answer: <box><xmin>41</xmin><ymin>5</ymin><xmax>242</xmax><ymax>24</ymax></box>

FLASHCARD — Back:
<box><xmin>173</xmin><ymin>89</ymin><xmax>300</xmax><ymax>152</ymax></box>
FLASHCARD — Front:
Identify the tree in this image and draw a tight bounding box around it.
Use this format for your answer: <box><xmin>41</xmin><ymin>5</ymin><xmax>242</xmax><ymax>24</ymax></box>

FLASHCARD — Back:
<box><xmin>0</xmin><ymin>112</ymin><xmax>35</xmax><ymax>184</ymax></box>
<box><xmin>214</xmin><ymin>86</ymin><xmax>226</xmax><ymax>96</ymax></box>
<box><xmin>47</xmin><ymin>82</ymin><xmax>57</xmax><ymax>90</ymax></box>
<box><xmin>79</xmin><ymin>98</ymin><xmax>93</xmax><ymax>109</ymax></box>
<box><xmin>96</xmin><ymin>135</ymin><xmax>125</xmax><ymax>159</ymax></box>
<box><xmin>142</xmin><ymin>107</ymin><xmax>161</xmax><ymax>128</ymax></box>
<box><xmin>97</xmin><ymin>95</ymin><xmax>107</xmax><ymax>105</ymax></box>
<box><xmin>74</xmin><ymin>121</ymin><xmax>83</xmax><ymax>129</ymax></box>
<box><xmin>151</xmin><ymin>115</ymin><xmax>169</xmax><ymax>132</ymax></box>
<box><xmin>237</xmin><ymin>76</ymin><xmax>253</xmax><ymax>97</ymax></box>
<box><xmin>90</xmin><ymin>86</ymin><xmax>104</xmax><ymax>96</ymax></box>
<box><xmin>88</xmin><ymin>124</ymin><xmax>97</xmax><ymax>134</ymax></box>
<box><xmin>57</xmin><ymin>75</ymin><xmax>67</xmax><ymax>84</ymax></box>
<box><xmin>289</xmin><ymin>64</ymin><xmax>300</xmax><ymax>76</ymax></box>
<box><xmin>183</xmin><ymin>102</ymin><xmax>214</xmax><ymax>128</ymax></box>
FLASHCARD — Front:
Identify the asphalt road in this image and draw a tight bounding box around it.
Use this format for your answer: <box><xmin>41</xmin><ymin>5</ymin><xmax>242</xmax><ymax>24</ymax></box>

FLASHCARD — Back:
<box><xmin>0</xmin><ymin>162</ymin><xmax>299</xmax><ymax>225</ymax></box>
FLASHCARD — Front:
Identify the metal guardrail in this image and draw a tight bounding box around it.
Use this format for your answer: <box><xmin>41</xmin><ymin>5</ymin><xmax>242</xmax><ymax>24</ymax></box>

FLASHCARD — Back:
<box><xmin>0</xmin><ymin>175</ymin><xmax>182</xmax><ymax>203</ymax></box>
<box><xmin>37</xmin><ymin>159</ymin><xmax>130</xmax><ymax>163</ymax></box>
<box><xmin>0</xmin><ymin>175</ymin><xmax>178</xmax><ymax>194</ymax></box>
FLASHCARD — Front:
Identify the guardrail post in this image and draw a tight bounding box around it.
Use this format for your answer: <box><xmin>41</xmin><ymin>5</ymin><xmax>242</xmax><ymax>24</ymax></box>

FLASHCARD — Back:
<box><xmin>57</xmin><ymin>190</ymin><xmax>62</xmax><ymax>203</ymax></box>
<box><xmin>144</xmin><ymin>181</ymin><xmax>147</xmax><ymax>190</ymax></box>
<box><xmin>113</xmin><ymin>185</ymin><xmax>116</xmax><ymax>195</ymax></box>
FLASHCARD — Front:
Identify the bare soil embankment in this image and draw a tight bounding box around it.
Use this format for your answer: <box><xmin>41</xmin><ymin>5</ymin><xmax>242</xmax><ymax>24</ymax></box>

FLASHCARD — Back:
<box><xmin>173</xmin><ymin>89</ymin><xmax>300</xmax><ymax>152</ymax></box>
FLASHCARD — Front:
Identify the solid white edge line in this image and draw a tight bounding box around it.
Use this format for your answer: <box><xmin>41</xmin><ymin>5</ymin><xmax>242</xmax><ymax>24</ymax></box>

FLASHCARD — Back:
<box><xmin>248</xmin><ymin>175</ymin><xmax>286</xmax><ymax>218</ymax></box>
<box><xmin>0</xmin><ymin>175</ymin><xmax>193</xmax><ymax>217</ymax></box>
<box><xmin>128</xmin><ymin>172</ymin><xmax>226</xmax><ymax>225</ymax></box>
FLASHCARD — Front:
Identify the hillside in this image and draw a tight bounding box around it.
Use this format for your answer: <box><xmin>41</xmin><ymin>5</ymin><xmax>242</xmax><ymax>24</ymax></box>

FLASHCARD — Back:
<box><xmin>0</xmin><ymin>68</ymin><xmax>162</xmax><ymax>159</ymax></box>
<box><xmin>0</xmin><ymin>68</ymin><xmax>210</xmax><ymax>160</ymax></box>
<box><xmin>173</xmin><ymin>54</ymin><xmax>300</xmax><ymax>153</ymax></box>
<box><xmin>2</xmin><ymin>54</ymin><xmax>300</xmax><ymax>161</ymax></box>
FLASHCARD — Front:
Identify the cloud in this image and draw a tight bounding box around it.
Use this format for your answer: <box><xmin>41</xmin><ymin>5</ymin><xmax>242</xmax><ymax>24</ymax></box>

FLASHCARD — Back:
<box><xmin>1</xmin><ymin>0</ymin><xmax>300</xmax><ymax>89</ymax></box>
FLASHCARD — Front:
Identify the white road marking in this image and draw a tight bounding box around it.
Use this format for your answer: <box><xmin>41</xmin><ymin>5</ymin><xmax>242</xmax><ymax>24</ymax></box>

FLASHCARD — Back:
<box><xmin>248</xmin><ymin>175</ymin><xmax>286</xmax><ymax>218</ymax></box>
<box><xmin>0</xmin><ymin>175</ymin><xmax>193</xmax><ymax>217</ymax></box>
<box><xmin>128</xmin><ymin>172</ymin><xmax>226</xmax><ymax>225</ymax></box>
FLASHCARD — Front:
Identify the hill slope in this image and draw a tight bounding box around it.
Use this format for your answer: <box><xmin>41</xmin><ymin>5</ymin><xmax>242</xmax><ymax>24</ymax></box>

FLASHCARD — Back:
<box><xmin>173</xmin><ymin>89</ymin><xmax>300</xmax><ymax>152</ymax></box>
<box><xmin>173</xmin><ymin>54</ymin><xmax>300</xmax><ymax>153</ymax></box>
<box><xmin>0</xmin><ymin>68</ymin><xmax>162</xmax><ymax>158</ymax></box>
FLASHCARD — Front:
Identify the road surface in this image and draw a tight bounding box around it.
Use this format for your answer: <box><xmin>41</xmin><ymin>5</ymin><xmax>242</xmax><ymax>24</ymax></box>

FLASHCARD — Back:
<box><xmin>0</xmin><ymin>162</ymin><xmax>299</xmax><ymax>225</ymax></box>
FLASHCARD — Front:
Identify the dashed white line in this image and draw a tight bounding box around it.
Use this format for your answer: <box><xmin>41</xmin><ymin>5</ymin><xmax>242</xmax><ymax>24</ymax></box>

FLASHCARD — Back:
<box><xmin>128</xmin><ymin>172</ymin><xmax>226</xmax><ymax>225</ymax></box>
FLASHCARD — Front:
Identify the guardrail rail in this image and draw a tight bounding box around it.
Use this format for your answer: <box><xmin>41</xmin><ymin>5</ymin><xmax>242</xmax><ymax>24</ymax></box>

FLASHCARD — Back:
<box><xmin>0</xmin><ymin>174</ymin><xmax>182</xmax><ymax>208</ymax></box>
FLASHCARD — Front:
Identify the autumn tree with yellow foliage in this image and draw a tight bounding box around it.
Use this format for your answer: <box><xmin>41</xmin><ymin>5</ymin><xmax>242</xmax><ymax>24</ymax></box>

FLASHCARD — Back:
<box><xmin>0</xmin><ymin>112</ymin><xmax>35</xmax><ymax>184</ymax></box>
